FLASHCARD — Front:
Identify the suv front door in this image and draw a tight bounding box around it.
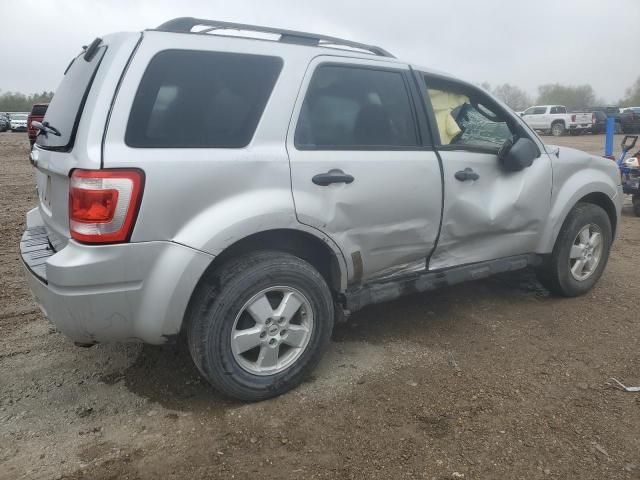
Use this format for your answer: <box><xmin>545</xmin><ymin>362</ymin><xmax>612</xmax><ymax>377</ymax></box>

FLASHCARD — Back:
<box><xmin>287</xmin><ymin>57</ymin><xmax>442</xmax><ymax>284</ymax></box>
<box><xmin>418</xmin><ymin>74</ymin><xmax>552</xmax><ymax>270</ymax></box>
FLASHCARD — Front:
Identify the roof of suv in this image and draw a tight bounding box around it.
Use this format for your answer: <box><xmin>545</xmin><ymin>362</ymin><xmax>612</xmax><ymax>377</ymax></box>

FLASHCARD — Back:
<box><xmin>151</xmin><ymin>17</ymin><xmax>397</xmax><ymax>60</ymax></box>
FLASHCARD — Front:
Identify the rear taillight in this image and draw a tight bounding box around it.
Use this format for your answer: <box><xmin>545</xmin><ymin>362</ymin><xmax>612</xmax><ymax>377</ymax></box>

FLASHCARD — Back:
<box><xmin>69</xmin><ymin>169</ymin><xmax>144</xmax><ymax>244</ymax></box>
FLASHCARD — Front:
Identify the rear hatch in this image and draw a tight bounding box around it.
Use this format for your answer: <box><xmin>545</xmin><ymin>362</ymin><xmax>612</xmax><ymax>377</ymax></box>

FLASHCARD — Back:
<box><xmin>32</xmin><ymin>34</ymin><xmax>139</xmax><ymax>250</ymax></box>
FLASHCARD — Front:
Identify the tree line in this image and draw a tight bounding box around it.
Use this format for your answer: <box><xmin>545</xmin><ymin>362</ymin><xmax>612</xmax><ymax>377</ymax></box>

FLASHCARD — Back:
<box><xmin>482</xmin><ymin>76</ymin><xmax>640</xmax><ymax>111</ymax></box>
<box><xmin>0</xmin><ymin>91</ymin><xmax>54</xmax><ymax>112</ymax></box>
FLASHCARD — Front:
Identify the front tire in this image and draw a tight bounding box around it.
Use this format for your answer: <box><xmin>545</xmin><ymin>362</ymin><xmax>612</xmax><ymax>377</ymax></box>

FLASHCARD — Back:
<box><xmin>186</xmin><ymin>251</ymin><xmax>334</xmax><ymax>401</ymax></box>
<box><xmin>551</xmin><ymin>122</ymin><xmax>566</xmax><ymax>137</ymax></box>
<box><xmin>536</xmin><ymin>203</ymin><xmax>612</xmax><ymax>297</ymax></box>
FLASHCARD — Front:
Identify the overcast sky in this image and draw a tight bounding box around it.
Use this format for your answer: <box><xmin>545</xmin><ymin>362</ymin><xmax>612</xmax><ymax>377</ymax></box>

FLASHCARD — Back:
<box><xmin>1</xmin><ymin>0</ymin><xmax>638</xmax><ymax>103</ymax></box>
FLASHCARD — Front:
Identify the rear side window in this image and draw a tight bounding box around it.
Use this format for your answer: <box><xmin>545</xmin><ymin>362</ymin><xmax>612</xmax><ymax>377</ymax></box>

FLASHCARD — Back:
<box><xmin>295</xmin><ymin>65</ymin><xmax>419</xmax><ymax>149</ymax></box>
<box><xmin>126</xmin><ymin>50</ymin><xmax>283</xmax><ymax>148</ymax></box>
<box><xmin>36</xmin><ymin>45</ymin><xmax>106</xmax><ymax>150</ymax></box>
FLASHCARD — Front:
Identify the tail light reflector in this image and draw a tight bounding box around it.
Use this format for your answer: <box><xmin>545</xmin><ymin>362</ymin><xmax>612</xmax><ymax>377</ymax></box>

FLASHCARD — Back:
<box><xmin>69</xmin><ymin>169</ymin><xmax>144</xmax><ymax>244</ymax></box>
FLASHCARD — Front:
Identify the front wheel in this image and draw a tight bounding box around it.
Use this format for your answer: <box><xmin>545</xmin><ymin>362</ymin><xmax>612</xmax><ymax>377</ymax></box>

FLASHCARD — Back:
<box><xmin>536</xmin><ymin>203</ymin><xmax>612</xmax><ymax>296</ymax></box>
<box><xmin>551</xmin><ymin>122</ymin><xmax>566</xmax><ymax>137</ymax></box>
<box><xmin>186</xmin><ymin>251</ymin><xmax>334</xmax><ymax>401</ymax></box>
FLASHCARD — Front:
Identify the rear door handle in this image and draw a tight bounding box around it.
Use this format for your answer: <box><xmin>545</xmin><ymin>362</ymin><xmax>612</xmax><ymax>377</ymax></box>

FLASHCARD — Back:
<box><xmin>454</xmin><ymin>168</ymin><xmax>479</xmax><ymax>182</ymax></box>
<box><xmin>312</xmin><ymin>169</ymin><xmax>355</xmax><ymax>186</ymax></box>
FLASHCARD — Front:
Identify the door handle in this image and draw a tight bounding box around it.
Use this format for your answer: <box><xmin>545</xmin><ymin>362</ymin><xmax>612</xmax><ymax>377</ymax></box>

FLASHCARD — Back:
<box><xmin>454</xmin><ymin>168</ymin><xmax>479</xmax><ymax>182</ymax></box>
<box><xmin>312</xmin><ymin>169</ymin><xmax>355</xmax><ymax>186</ymax></box>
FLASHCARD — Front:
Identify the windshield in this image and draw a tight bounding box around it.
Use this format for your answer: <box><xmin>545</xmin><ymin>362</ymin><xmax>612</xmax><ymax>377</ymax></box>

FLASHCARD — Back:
<box><xmin>13</xmin><ymin>114</ymin><xmax>27</xmax><ymax>120</ymax></box>
<box><xmin>36</xmin><ymin>43</ymin><xmax>106</xmax><ymax>150</ymax></box>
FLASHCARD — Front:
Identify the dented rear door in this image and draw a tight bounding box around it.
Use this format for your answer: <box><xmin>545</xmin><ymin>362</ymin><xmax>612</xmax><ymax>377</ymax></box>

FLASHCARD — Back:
<box><xmin>287</xmin><ymin>56</ymin><xmax>442</xmax><ymax>284</ymax></box>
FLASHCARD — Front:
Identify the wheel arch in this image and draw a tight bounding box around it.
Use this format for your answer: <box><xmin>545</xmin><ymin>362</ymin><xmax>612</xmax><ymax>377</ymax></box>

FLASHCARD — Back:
<box><xmin>536</xmin><ymin>179</ymin><xmax>619</xmax><ymax>254</ymax></box>
<box><xmin>208</xmin><ymin>228</ymin><xmax>346</xmax><ymax>293</ymax></box>
<box><xmin>578</xmin><ymin>191</ymin><xmax>618</xmax><ymax>237</ymax></box>
<box><xmin>182</xmin><ymin>228</ymin><xmax>349</xmax><ymax>333</ymax></box>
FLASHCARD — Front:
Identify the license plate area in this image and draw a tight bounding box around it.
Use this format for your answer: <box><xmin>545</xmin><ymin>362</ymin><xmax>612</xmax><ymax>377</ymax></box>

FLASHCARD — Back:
<box><xmin>37</xmin><ymin>172</ymin><xmax>53</xmax><ymax>214</ymax></box>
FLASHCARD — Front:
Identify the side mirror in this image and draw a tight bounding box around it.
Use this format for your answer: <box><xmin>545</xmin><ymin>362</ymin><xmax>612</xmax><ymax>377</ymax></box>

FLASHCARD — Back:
<box><xmin>498</xmin><ymin>137</ymin><xmax>539</xmax><ymax>172</ymax></box>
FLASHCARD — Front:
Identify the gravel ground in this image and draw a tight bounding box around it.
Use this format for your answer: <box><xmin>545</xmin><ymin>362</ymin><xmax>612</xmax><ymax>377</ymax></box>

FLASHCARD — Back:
<box><xmin>1</xmin><ymin>132</ymin><xmax>639</xmax><ymax>480</ymax></box>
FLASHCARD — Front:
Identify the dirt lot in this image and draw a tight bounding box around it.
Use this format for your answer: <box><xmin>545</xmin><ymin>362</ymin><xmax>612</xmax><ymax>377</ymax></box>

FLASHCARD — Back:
<box><xmin>1</xmin><ymin>132</ymin><xmax>639</xmax><ymax>480</ymax></box>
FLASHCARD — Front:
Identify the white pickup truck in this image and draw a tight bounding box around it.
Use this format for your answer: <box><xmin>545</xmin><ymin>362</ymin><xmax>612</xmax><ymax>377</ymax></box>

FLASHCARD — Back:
<box><xmin>520</xmin><ymin>105</ymin><xmax>593</xmax><ymax>136</ymax></box>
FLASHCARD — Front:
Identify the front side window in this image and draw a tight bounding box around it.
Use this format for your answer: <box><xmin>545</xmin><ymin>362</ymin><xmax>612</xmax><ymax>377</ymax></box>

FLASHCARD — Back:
<box><xmin>295</xmin><ymin>65</ymin><xmax>419</xmax><ymax>149</ymax></box>
<box><xmin>425</xmin><ymin>81</ymin><xmax>515</xmax><ymax>150</ymax></box>
<box><xmin>524</xmin><ymin>107</ymin><xmax>547</xmax><ymax>115</ymax></box>
<box><xmin>126</xmin><ymin>50</ymin><xmax>282</xmax><ymax>148</ymax></box>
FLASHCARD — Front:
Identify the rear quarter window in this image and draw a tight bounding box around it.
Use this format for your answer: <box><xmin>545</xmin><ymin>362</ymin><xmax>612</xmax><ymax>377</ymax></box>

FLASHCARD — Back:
<box><xmin>125</xmin><ymin>50</ymin><xmax>283</xmax><ymax>148</ymax></box>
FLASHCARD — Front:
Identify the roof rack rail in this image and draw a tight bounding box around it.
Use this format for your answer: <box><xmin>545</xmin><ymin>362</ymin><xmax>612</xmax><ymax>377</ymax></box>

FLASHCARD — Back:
<box><xmin>153</xmin><ymin>17</ymin><xmax>395</xmax><ymax>58</ymax></box>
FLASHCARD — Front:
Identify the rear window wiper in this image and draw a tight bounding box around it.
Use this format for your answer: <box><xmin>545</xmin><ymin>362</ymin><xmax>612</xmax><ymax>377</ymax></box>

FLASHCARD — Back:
<box><xmin>32</xmin><ymin>121</ymin><xmax>61</xmax><ymax>137</ymax></box>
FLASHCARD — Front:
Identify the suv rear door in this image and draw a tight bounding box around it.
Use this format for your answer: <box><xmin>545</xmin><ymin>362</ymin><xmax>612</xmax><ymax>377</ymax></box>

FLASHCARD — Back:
<box><xmin>287</xmin><ymin>57</ymin><xmax>442</xmax><ymax>284</ymax></box>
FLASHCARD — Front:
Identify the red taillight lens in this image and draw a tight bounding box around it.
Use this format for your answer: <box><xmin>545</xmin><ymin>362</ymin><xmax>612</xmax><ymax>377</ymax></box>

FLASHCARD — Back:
<box><xmin>69</xmin><ymin>169</ymin><xmax>144</xmax><ymax>244</ymax></box>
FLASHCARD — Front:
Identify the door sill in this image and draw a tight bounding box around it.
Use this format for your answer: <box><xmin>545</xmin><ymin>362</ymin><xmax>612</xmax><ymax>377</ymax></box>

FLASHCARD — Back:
<box><xmin>344</xmin><ymin>254</ymin><xmax>541</xmax><ymax>312</ymax></box>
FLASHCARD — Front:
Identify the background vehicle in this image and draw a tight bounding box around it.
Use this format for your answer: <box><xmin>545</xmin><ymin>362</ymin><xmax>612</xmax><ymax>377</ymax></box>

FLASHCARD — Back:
<box><xmin>585</xmin><ymin>110</ymin><xmax>607</xmax><ymax>134</ymax></box>
<box><xmin>27</xmin><ymin>103</ymin><xmax>48</xmax><ymax>146</ymax></box>
<box><xmin>617</xmin><ymin>135</ymin><xmax>640</xmax><ymax>216</ymax></box>
<box><xmin>520</xmin><ymin>105</ymin><xmax>592</xmax><ymax>136</ymax></box>
<box><xmin>0</xmin><ymin>113</ymin><xmax>9</xmax><ymax>132</ymax></box>
<box><xmin>588</xmin><ymin>106</ymin><xmax>640</xmax><ymax>134</ymax></box>
<box><xmin>21</xmin><ymin>18</ymin><xmax>623</xmax><ymax>401</ymax></box>
<box><xmin>9</xmin><ymin>112</ymin><xmax>28</xmax><ymax>132</ymax></box>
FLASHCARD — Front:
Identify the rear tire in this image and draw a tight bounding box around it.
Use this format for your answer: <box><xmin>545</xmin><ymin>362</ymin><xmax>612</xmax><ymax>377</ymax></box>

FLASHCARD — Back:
<box><xmin>536</xmin><ymin>203</ymin><xmax>612</xmax><ymax>297</ymax></box>
<box><xmin>186</xmin><ymin>251</ymin><xmax>334</xmax><ymax>401</ymax></box>
<box><xmin>551</xmin><ymin>122</ymin><xmax>565</xmax><ymax>137</ymax></box>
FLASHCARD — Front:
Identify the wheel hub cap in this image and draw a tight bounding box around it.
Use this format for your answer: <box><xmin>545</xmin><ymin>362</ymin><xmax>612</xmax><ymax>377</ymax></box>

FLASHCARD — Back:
<box><xmin>230</xmin><ymin>287</ymin><xmax>314</xmax><ymax>376</ymax></box>
<box><xmin>569</xmin><ymin>224</ymin><xmax>603</xmax><ymax>281</ymax></box>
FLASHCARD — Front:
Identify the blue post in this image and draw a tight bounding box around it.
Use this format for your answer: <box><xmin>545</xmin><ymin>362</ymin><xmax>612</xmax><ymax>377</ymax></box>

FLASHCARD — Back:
<box><xmin>604</xmin><ymin>117</ymin><xmax>615</xmax><ymax>157</ymax></box>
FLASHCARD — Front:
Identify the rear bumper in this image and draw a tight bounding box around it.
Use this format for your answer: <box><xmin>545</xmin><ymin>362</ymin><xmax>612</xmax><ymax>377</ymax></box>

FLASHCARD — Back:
<box><xmin>20</xmin><ymin>208</ymin><xmax>213</xmax><ymax>344</ymax></box>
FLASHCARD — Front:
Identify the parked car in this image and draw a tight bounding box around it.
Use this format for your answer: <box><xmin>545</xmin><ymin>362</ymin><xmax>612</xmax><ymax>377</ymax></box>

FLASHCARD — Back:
<box><xmin>586</xmin><ymin>110</ymin><xmax>608</xmax><ymax>134</ymax></box>
<box><xmin>21</xmin><ymin>18</ymin><xmax>623</xmax><ymax>401</ymax></box>
<box><xmin>9</xmin><ymin>112</ymin><xmax>28</xmax><ymax>132</ymax></box>
<box><xmin>588</xmin><ymin>106</ymin><xmax>640</xmax><ymax>134</ymax></box>
<box><xmin>0</xmin><ymin>113</ymin><xmax>10</xmax><ymax>132</ymax></box>
<box><xmin>27</xmin><ymin>103</ymin><xmax>49</xmax><ymax>146</ymax></box>
<box><xmin>520</xmin><ymin>105</ymin><xmax>593</xmax><ymax>136</ymax></box>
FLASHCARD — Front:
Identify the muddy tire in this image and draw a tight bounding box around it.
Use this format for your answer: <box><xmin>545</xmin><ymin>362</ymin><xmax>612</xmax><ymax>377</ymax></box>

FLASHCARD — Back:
<box><xmin>536</xmin><ymin>203</ymin><xmax>612</xmax><ymax>297</ymax></box>
<box><xmin>551</xmin><ymin>122</ymin><xmax>565</xmax><ymax>137</ymax></box>
<box><xmin>186</xmin><ymin>251</ymin><xmax>334</xmax><ymax>401</ymax></box>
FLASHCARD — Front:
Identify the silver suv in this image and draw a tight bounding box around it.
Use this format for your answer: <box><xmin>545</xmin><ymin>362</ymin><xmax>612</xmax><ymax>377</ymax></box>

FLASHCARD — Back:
<box><xmin>21</xmin><ymin>18</ymin><xmax>623</xmax><ymax>401</ymax></box>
